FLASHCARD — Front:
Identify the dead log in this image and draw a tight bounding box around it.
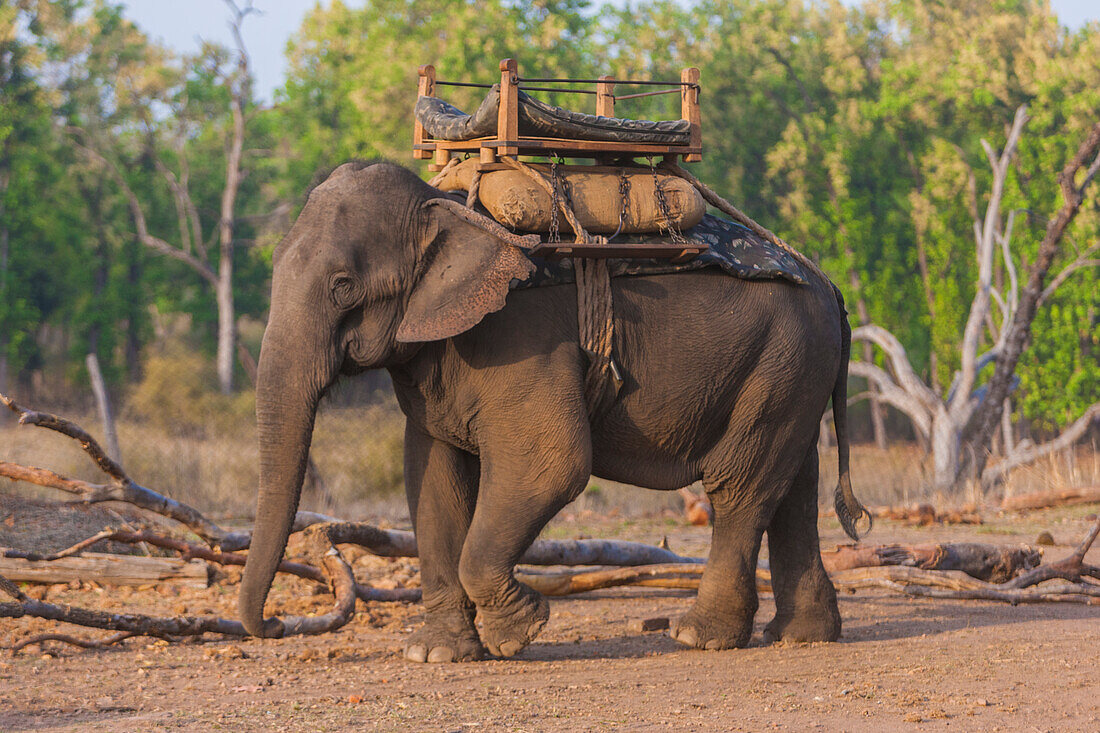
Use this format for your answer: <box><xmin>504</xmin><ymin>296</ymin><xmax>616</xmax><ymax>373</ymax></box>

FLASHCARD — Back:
<box><xmin>1001</xmin><ymin>487</ymin><xmax>1100</xmax><ymax>512</ymax></box>
<box><xmin>821</xmin><ymin>542</ymin><xmax>1041</xmax><ymax>583</ymax></box>
<box><xmin>0</xmin><ymin>552</ymin><xmax>209</xmax><ymax>588</ymax></box>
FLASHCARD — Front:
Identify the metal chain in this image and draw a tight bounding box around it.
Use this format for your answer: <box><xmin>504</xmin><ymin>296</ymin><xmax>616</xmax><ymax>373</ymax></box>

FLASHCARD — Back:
<box><xmin>611</xmin><ymin>168</ymin><xmax>630</xmax><ymax>239</ymax></box>
<box><xmin>549</xmin><ymin>157</ymin><xmax>561</xmax><ymax>243</ymax></box>
<box><xmin>649</xmin><ymin>157</ymin><xmax>686</xmax><ymax>243</ymax></box>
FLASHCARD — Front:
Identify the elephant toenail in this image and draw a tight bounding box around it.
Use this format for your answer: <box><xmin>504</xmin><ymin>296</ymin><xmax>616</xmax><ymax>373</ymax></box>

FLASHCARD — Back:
<box><xmin>704</xmin><ymin>639</ymin><xmax>721</xmax><ymax>650</ymax></box>
<box><xmin>405</xmin><ymin>644</ymin><xmax>428</xmax><ymax>663</ymax></box>
<box><xmin>427</xmin><ymin>646</ymin><xmax>455</xmax><ymax>663</ymax></box>
<box><xmin>498</xmin><ymin>640</ymin><xmax>523</xmax><ymax>657</ymax></box>
<box><xmin>672</xmin><ymin>627</ymin><xmax>697</xmax><ymax>647</ymax></box>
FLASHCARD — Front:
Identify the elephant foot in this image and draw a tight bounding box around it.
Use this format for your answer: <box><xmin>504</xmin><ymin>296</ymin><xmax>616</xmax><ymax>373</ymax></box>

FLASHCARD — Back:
<box><xmin>477</xmin><ymin>584</ymin><xmax>550</xmax><ymax>658</ymax></box>
<box><xmin>670</xmin><ymin>609</ymin><xmax>752</xmax><ymax>650</ymax></box>
<box><xmin>404</xmin><ymin>609</ymin><xmax>485</xmax><ymax>663</ymax></box>
<box><xmin>763</xmin><ymin>607</ymin><xmax>841</xmax><ymax>645</ymax></box>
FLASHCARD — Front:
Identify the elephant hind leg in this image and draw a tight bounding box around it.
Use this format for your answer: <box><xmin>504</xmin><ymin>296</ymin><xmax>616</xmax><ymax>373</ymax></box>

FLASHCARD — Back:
<box><xmin>763</xmin><ymin>440</ymin><xmax>841</xmax><ymax>644</ymax></box>
<box><xmin>672</xmin><ymin>398</ymin><xmax>818</xmax><ymax>650</ymax></box>
<box><xmin>670</xmin><ymin>485</ymin><xmax>771</xmax><ymax>650</ymax></box>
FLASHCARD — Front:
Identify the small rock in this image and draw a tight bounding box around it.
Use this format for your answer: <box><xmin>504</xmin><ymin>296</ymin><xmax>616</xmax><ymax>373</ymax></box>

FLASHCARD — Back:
<box><xmin>205</xmin><ymin>644</ymin><xmax>247</xmax><ymax>660</ymax></box>
<box><xmin>1085</xmin><ymin>514</ymin><xmax>1097</xmax><ymax>522</ymax></box>
<box><xmin>1036</xmin><ymin>531</ymin><xmax>1055</xmax><ymax>546</ymax></box>
<box><xmin>629</xmin><ymin>617</ymin><xmax>670</xmax><ymax>633</ymax></box>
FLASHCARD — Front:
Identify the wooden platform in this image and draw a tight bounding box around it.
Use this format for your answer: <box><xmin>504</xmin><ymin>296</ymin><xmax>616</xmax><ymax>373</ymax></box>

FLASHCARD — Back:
<box><xmin>414</xmin><ymin>59</ymin><xmax>702</xmax><ymax>170</ymax></box>
<box><xmin>530</xmin><ymin>240</ymin><xmax>707</xmax><ymax>260</ymax></box>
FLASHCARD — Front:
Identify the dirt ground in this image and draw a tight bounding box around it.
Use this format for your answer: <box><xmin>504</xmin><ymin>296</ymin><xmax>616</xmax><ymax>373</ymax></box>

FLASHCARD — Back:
<box><xmin>2</xmin><ymin>508</ymin><xmax>1100</xmax><ymax>732</ymax></box>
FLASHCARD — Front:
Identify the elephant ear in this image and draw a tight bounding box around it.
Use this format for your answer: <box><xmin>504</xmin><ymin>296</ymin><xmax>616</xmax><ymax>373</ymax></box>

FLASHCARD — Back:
<box><xmin>396</xmin><ymin>199</ymin><xmax>536</xmax><ymax>343</ymax></box>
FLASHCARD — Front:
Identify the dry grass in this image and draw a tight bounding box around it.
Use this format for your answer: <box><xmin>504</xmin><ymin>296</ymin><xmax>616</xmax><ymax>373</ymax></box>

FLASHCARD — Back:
<box><xmin>0</xmin><ymin>396</ymin><xmax>408</xmax><ymax>524</ymax></box>
<box><xmin>1</xmin><ymin>401</ymin><xmax>1096</xmax><ymax>523</ymax></box>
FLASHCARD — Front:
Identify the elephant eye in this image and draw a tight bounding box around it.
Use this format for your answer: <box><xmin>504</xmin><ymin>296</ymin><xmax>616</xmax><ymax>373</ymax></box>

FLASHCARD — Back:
<box><xmin>330</xmin><ymin>275</ymin><xmax>360</xmax><ymax>309</ymax></box>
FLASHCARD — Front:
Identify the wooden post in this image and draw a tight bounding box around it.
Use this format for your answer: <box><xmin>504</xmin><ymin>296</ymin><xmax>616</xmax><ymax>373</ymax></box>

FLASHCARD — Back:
<box><xmin>433</xmin><ymin>148</ymin><xmax>451</xmax><ymax>170</ymax></box>
<box><xmin>497</xmin><ymin>58</ymin><xmax>519</xmax><ymax>158</ymax></box>
<box><xmin>413</xmin><ymin>64</ymin><xmax>435</xmax><ymax>160</ymax></box>
<box><xmin>681</xmin><ymin>67</ymin><xmax>701</xmax><ymax>163</ymax></box>
<box><xmin>596</xmin><ymin>75</ymin><xmax>615</xmax><ymax>118</ymax></box>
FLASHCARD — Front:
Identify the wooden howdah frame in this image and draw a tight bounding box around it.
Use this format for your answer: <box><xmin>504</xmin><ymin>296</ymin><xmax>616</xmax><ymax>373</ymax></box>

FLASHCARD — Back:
<box><xmin>413</xmin><ymin>59</ymin><xmax>707</xmax><ymax>259</ymax></box>
<box><xmin>413</xmin><ymin>58</ymin><xmax>702</xmax><ymax>171</ymax></box>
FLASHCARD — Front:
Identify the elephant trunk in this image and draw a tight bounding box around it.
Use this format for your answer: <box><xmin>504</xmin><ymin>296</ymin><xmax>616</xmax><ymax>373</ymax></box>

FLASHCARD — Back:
<box><xmin>239</xmin><ymin>321</ymin><xmax>332</xmax><ymax>637</ymax></box>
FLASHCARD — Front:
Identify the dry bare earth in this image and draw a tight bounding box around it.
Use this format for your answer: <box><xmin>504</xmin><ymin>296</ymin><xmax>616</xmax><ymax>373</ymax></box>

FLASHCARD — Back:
<box><xmin>2</xmin><ymin>510</ymin><xmax>1099</xmax><ymax>732</ymax></box>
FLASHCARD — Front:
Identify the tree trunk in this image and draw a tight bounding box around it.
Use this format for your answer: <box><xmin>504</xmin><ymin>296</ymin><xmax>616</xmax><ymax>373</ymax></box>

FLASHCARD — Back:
<box><xmin>849</xmin><ymin>270</ymin><xmax>887</xmax><ymax>448</ymax></box>
<box><xmin>215</xmin><ymin>91</ymin><xmax>245</xmax><ymax>396</ymax></box>
<box><xmin>85</xmin><ymin>353</ymin><xmax>120</xmax><ymax>463</ymax></box>
<box><xmin>0</xmin><ymin>166</ymin><xmax>9</xmax><ymax>417</ymax></box>
<box><xmin>931</xmin><ymin>407</ymin><xmax>960</xmax><ymax>493</ymax></box>
<box><xmin>215</xmin><ymin>268</ymin><xmax>235</xmax><ymax>395</ymax></box>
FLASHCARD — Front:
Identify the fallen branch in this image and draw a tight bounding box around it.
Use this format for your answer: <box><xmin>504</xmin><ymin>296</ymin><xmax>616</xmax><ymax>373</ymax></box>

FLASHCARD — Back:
<box><xmin>12</xmin><ymin>631</ymin><xmax>142</xmax><ymax>653</ymax></box>
<box><xmin>1001</xmin><ymin>486</ymin><xmax>1100</xmax><ymax>512</ymax></box>
<box><xmin>0</xmin><ymin>533</ymin><xmax>358</xmax><ymax>642</ymax></box>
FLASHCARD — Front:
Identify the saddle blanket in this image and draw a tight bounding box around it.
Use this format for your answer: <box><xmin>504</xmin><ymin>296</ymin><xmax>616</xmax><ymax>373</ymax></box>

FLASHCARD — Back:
<box><xmin>513</xmin><ymin>214</ymin><xmax>809</xmax><ymax>289</ymax></box>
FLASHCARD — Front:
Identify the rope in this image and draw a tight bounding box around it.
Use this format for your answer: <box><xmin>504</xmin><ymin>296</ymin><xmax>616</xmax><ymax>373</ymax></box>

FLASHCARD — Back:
<box><xmin>575</xmin><ymin>258</ymin><xmax>617</xmax><ymax>420</ymax></box>
<box><xmin>496</xmin><ymin>157</ymin><xmax>618</xmax><ymax>419</ymax></box>
<box><xmin>465</xmin><ymin>168</ymin><xmax>482</xmax><ymax>209</ymax></box>
<box><xmin>498</xmin><ymin>157</ymin><xmax>590</xmax><ymax>244</ymax></box>
<box><xmin>659</xmin><ymin>160</ymin><xmax>827</xmax><ymax>283</ymax></box>
<box><xmin>427</xmin><ymin>156</ymin><xmax>461</xmax><ymax>187</ymax></box>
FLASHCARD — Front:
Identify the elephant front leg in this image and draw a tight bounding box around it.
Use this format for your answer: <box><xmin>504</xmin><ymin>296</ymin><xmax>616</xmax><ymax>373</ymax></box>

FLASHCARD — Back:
<box><xmin>458</xmin><ymin>436</ymin><xmax>591</xmax><ymax>658</ymax></box>
<box><xmin>402</xmin><ymin>428</ymin><xmax>484</xmax><ymax>663</ymax></box>
<box><xmin>763</xmin><ymin>445</ymin><xmax>841</xmax><ymax>644</ymax></box>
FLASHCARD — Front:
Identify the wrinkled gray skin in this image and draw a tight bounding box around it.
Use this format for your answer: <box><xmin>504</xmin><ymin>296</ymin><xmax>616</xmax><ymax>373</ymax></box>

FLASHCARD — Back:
<box><xmin>240</xmin><ymin>160</ymin><xmax>858</xmax><ymax>662</ymax></box>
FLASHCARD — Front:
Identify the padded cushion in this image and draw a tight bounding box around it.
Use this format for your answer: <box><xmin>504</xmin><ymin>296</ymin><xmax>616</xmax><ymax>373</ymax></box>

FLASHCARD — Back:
<box><xmin>415</xmin><ymin>86</ymin><xmax>691</xmax><ymax>144</ymax></box>
<box><xmin>432</xmin><ymin>159</ymin><xmax>705</xmax><ymax>234</ymax></box>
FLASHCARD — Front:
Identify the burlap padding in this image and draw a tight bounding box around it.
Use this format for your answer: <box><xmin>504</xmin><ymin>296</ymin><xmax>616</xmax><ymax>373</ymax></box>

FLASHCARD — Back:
<box><xmin>432</xmin><ymin>159</ymin><xmax>705</xmax><ymax>235</ymax></box>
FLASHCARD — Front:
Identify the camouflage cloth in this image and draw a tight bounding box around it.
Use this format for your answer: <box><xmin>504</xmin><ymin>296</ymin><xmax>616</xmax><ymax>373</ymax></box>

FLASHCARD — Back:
<box><xmin>512</xmin><ymin>214</ymin><xmax>808</xmax><ymax>290</ymax></box>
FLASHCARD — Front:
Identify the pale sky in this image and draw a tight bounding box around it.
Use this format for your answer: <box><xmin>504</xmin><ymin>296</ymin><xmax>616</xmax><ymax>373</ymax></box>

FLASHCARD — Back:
<box><xmin>121</xmin><ymin>0</ymin><xmax>1100</xmax><ymax>102</ymax></box>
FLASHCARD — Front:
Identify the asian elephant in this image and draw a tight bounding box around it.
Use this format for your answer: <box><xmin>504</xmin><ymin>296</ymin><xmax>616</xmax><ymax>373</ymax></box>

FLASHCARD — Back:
<box><xmin>239</xmin><ymin>160</ymin><xmax>868</xmax><ymax>662</ymax></box>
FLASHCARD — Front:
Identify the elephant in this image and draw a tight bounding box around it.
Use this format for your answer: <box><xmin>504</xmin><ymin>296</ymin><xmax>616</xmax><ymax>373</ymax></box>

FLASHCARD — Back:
<box><xmin>238</xmin><ymin>159</ymin><xmax>868</xmax><ymax>662</ymax></box>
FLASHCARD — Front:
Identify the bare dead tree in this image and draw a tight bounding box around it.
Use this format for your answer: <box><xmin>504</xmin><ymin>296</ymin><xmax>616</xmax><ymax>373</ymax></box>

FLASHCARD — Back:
<box><xmin>847</xmin><ymin>108</ymin><xmax>1100</xmax><ymax>493</ymax></box>
<box><xmin>70</xmin><ymin>1</ymin><xmax>257</xmax><ymax>395</ymax></box>
<box><xmin>961</xmin><ymin>120</ymin><xmax>1100</xmax><ymax>479</ymax></box>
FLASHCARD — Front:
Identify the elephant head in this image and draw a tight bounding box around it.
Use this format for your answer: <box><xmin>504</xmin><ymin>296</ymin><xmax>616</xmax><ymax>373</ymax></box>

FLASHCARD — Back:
<box><xmin>239</xmin><ymin>161</ymin><xmax>534</xmax><ymax>637</ymax></box>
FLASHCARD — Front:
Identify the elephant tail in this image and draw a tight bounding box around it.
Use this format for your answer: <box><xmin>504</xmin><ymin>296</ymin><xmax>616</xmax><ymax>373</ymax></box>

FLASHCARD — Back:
<box><xmin>831</xmin><ymin>285</ymin><xmax>871</xmax><ymax>541</ymax></box>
